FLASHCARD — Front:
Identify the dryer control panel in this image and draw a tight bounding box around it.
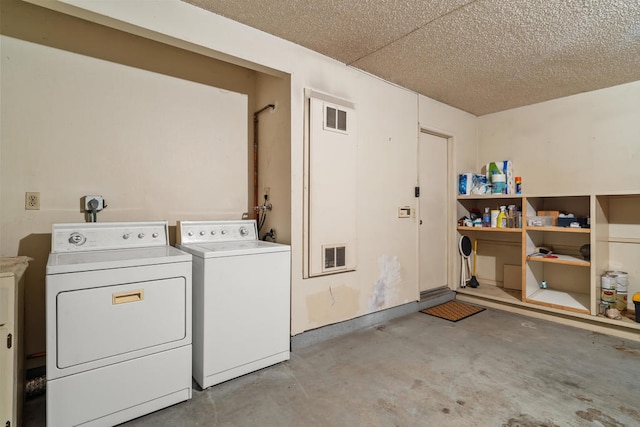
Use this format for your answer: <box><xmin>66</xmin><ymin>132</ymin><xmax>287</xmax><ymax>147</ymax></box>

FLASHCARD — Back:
<box><xmin>177</xmin><ymin>220</ymin><xmax>258</xmax><ymax>245</ymax></box>
<box><xmin>51</xmin><ymin>222</ymin><xmax>169</xmax><ymax>252</ymax></box>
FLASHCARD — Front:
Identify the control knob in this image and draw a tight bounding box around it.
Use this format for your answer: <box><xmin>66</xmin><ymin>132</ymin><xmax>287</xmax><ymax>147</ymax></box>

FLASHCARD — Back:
<box><xmin>239</xmin><ymin>226</ymin><xmax>248</xmax><ymax>237</ymax></box>
<box><xmin>68</xmin><ymin>232</ymin><xmax>86</xmax><ymax>245</ymax></box>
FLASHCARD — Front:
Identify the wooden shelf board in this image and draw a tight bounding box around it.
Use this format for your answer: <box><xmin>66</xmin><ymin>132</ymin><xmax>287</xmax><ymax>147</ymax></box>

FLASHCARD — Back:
<box><xmin>456</xmin><ymin>286</ymin><xmax>640</xmax><ymax>333</ymax></box>
<box><xmin>525</xmin><ymin>289</ymin><xmax>590</xmax><ymax>314</ymax></box>
<box><xmin>457</xmin><ymin>194</ymin><xmax>523</xmax><ymax>200</ymax></box>
<box><xmin>527</xmin><ymin>254</ymin><xmax>590</xmax><ymax>267</ymax></box>
<box><xmin>525</xmin><ymin>226</ymin><xmax>590</xmax><ymax>234</ymax></box>
<box><xmin>457</xmin><ymin>226</ymin><xmax>522</xmax><ymax>233</ymax></box>
<box><xmin>456</xmin><ymin>283</ymin><xmax>522</xmax><ymax>304</ymax></box>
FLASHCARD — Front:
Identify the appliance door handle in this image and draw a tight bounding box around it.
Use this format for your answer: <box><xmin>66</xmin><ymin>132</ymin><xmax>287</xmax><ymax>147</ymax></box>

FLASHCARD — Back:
<box><xmin>112</xmin><ymin>289</ymin><xmax>144</xmax><ymax>305</ymax></box>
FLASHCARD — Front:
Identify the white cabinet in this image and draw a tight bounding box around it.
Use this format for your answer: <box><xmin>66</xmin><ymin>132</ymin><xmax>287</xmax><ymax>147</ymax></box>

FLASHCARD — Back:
<box><xmin>0</xmin><ymin>257</ymin><xmax>28</xmax><ymax>427</ymax></box>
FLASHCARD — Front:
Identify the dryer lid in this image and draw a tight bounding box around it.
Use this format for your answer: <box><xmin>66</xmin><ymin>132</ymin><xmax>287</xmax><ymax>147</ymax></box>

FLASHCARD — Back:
<box><xmin>177</xmin><ymin>240</ymin><xmax>290</xmax><ymax>258</ymax></box>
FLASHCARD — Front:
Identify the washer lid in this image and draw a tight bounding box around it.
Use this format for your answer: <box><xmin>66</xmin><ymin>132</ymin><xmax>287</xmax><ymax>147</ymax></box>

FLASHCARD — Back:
<box><xmin>46</xmin><ymin>246</ymin><xmax>191</xmax><ymax>274</ymax></box>
<box><xmin>177</xmin><ymin>240</ymin><xmax>290</xmax><ymax>258</ymax></box>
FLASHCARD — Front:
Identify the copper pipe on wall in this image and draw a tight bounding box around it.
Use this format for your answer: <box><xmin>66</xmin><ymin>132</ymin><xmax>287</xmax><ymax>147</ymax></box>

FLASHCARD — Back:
<box><xmin>253</xmin><ymin>104</ymin><xmax>275</xmax><ymax>217</ymax></box>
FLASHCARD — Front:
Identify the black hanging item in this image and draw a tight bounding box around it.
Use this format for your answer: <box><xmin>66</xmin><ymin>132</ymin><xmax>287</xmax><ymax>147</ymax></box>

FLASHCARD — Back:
<box><xmin>458</xmin><ymin>236</ymin><xmax>472</xmax><ymax>288</ymax></box>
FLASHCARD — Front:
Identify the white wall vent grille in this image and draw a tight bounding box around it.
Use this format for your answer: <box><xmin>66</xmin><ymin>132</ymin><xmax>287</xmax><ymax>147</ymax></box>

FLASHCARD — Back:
<box><xmin>323</xmin><ymin>245</ymin><xmax>347</xmax><ymax>272</ymax></box>
<box><xmin>324</xmin><ymin>104</ymin><xmax>348</xmax><ymax>133</ymax></box>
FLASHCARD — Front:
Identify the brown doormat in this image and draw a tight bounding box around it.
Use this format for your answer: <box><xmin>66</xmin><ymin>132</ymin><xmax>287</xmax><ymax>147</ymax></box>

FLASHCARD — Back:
<box><xmin>421</xmin><ymin>300</ymin><xmax>485</xmax><ymax>322</ymax></box>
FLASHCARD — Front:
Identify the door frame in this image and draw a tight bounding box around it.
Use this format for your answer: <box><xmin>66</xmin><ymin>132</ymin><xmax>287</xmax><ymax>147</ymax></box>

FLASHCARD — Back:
<box><xmin>417</xmin><ymin>127</ymin><xmax>456</xmax><ymax>297</ymax></box>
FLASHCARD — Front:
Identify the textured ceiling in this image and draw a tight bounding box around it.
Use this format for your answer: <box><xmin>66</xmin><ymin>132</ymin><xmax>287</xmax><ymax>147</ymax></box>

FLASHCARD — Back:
<box><xmin>184</xmin><ymin>0</ymin><xmax>640</xmax><ymax>115</ymax></box>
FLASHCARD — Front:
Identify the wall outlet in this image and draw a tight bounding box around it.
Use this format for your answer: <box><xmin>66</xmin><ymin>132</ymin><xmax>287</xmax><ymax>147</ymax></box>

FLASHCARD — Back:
<box><xmin>25</xmin><ymin>192</ymin><xmax>40</xmax><ymax>210</ymax></box>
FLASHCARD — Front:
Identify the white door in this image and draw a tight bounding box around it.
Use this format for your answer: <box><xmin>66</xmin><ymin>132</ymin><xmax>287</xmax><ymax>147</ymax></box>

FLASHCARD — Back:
<box><xmin>418</xmin><ymin>131</ymin><xmax>449</xmax><ymax>293</ymax></box>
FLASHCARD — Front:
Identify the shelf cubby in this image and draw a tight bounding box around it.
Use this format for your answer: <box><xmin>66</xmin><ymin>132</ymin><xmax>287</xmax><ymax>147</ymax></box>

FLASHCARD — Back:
<box><xmin>456</xmin><ymin>193</ymin><xmax>640</xmax><ymax>333</ymax></box>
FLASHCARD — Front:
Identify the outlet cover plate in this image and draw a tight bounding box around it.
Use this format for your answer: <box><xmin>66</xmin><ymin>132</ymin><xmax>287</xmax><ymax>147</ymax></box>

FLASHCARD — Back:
<box><xmin>25</xmin><ymin>192</ymin><xmax>40</xmax><ymax>210</ymax></box>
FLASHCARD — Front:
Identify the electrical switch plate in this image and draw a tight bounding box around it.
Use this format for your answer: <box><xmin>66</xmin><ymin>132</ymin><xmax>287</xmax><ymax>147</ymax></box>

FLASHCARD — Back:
<box><xmin>25</xmin><ymin>192</ymin><xmax>40</xmax><ymax>210</ymax></box>
<box><xmin>398</xmin><ymin>206</ymin><xmax>412</xmax><ymax>218</ymax></box>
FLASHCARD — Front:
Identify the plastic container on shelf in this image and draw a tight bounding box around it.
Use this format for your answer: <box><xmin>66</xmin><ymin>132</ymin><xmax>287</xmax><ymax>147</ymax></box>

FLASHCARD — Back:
<box><xmin>482</xmin><ymin>208</ymin><xmax>491</xmax><ymax>228</ymax></box>
<box><xmin>633</xmin><ymin>292</ymin><xmax>640</xmax><ymax>323</ymax></box>
<box><xmin>527</xmin><ymin>216</ymin><xmax>555</xmax><ymax>227</ymax></box>
<box><xmin>491</xmin><ymin>174</ymin><xmax>506</xmax><ymax>194</ymax></box>
<box><xmin>490</xmin><ymin>209</ymin><xmax>499</xmax><ymax>228</ymax></box>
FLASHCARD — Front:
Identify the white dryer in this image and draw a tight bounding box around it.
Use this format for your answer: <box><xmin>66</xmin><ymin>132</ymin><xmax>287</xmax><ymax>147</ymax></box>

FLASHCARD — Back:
<box><xmin>176</xmin><ymin>220</ymin><xmax>290</xmax><ymax>389</ymax></box>
<box><xmin>46</xmin><ymin>222</ymin><xmax>192</xmax><ymax>427</ymax></box>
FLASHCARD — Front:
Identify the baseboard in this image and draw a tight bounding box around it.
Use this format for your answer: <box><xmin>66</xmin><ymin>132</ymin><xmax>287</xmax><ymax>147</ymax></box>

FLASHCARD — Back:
<box><xmin>456</xmin><ymin>293</ymin><xmax>640</xmax><ymax>343</ymax></box>
<box><xmin>291</xmin><ymin>289</ymin><xmax>455</xmax><ymax>351</ymax></box>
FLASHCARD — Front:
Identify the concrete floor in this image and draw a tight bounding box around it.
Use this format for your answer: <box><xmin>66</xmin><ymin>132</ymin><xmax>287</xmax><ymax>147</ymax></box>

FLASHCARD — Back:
<box><xmin>24</xmin><ymin>307</ymin><xmax>640</xmax><ymax>426</ymax></box>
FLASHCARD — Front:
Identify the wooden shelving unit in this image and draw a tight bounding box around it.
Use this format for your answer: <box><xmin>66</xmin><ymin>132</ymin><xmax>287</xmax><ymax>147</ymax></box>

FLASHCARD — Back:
<box><xmin>527</xmin><ymin>254</ymin><xmax>590</xmax><ymax>267</ymax></box>
<box><xmin>456</xmin><ymin>192</ymin><xmax>640</xmax><ymax>336</ymax></box>
<box><xmin>524</xmin><ymin>288</ymin><xmax>590</xmax><ymax>314</ymax></box>
<box><xmin>457</xmin><ymin>226</ymin><xmax>522</xmax><ymax>233</ymax></box>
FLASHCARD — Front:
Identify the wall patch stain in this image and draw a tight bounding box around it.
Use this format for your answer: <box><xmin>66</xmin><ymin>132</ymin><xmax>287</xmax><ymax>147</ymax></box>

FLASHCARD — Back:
<box><xmin>306</xmin><ymin>285</ymin><xmax>360</xmax><ymax>327</ymax></box>
<box><xmin>370</xmin><ymin>255</ymin><xmax>401</xmax><ymax>311</ymax></box>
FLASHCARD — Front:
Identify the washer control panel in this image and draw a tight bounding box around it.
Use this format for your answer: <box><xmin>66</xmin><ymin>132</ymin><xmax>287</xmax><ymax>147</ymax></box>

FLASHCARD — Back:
<box><xmin>177</xmin><ymin>220</ymin><xmax>258</xmax><ymax>244</ymax></box>
<box><xmin>52</xmin><ymin>222</ymin><xmax>169</xmax><ymax>253</ymax></box>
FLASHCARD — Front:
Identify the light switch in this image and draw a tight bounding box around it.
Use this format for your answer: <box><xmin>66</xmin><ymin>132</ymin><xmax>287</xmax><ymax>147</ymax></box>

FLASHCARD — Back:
<box><xmin>398</xmin><ymin>206</ymin><xmax>412</xmax><ymax>218</ymax></box>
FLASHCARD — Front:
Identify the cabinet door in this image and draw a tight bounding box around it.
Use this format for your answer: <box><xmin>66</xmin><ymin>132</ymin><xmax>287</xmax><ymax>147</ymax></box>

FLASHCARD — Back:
<box><xmin>0</xmin><ymin>275</ymin><xmax>16</xmax><ymax>427</ymax></box>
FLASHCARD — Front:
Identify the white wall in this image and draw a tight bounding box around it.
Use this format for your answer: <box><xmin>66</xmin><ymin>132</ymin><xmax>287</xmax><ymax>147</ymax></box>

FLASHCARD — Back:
<box><xmin>255</xmin><ymin>73</ymin><xmax>291</xmax><ymax>243</ymax></box>
<box><xmin>478</xmin><ymin>81</ymin><xmax>640</xmax><ymax>195</ymax></box>
<box><xmin>0</xmin><ymin>0</ymin><xmax>261</xmax><ymax>363</ymax></box>
<box><xmin>19</xmin><ymin>0</ymin><xmax>482</xmax><ymax>336</ymax></box>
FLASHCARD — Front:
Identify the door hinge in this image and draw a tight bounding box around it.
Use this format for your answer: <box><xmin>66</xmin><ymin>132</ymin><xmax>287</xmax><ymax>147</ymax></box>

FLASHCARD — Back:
<box><xmin>6</xmin><ymin>333</ymin><xmax>12</xmax><ymax>349</ymax></box>
<box><xmin>415</xmin><ymin>186</ymin><xmax>420</xmax><ymax>197</ymax></box>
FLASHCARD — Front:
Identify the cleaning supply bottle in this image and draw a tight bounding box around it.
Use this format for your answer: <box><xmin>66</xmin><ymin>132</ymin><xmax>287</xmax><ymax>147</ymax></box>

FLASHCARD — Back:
<box><xmin>490</xmin><ymin>209</ymin><xmax>499</xmax><ymax>228</ymax></box>
<box><xmin>482</xmin><ymin>208</ymin><xmax>491</xmax><ymax>228</ymax></box>
<box><xmin>506</xmin><ymin>205</ymin><xmax>516</xmax><ymax>228</ymax></box>
<box><xmin>496</xmin><ymin>206</ymin><xmax>507</xmax><ymax>228</ymax></box>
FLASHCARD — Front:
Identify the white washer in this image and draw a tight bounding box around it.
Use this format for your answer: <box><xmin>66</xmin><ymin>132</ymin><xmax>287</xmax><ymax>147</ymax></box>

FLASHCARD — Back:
<box><xmin>46</xmin><ymin>222</ymin><xmax>192</xmax><ymax>427</ymax></box>
<box><xmin>176</xmin><ymin>220</ymin><xmax>290</xmax><ymax>389</ymax></box>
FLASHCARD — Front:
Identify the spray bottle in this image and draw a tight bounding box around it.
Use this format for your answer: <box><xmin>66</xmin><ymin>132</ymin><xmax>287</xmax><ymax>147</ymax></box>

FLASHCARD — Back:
<box><xmin>496</xmin><ymin>206</ymin><xmax>507</xmax><ymax>228</ymax></box>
